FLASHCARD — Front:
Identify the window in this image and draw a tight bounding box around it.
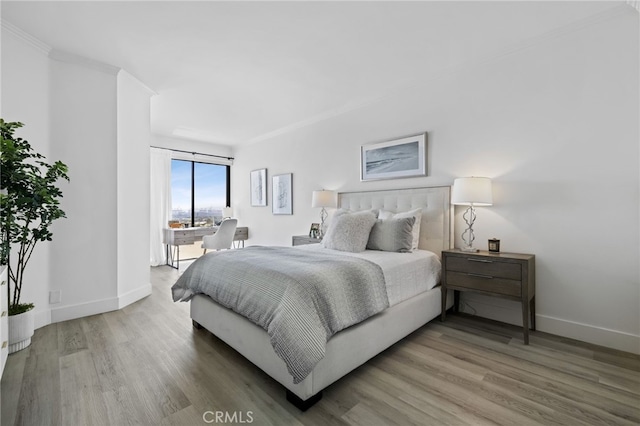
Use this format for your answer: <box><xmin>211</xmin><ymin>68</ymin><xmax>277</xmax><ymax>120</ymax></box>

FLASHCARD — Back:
<box><xmin>171</xmin><ymin>159</ymin><xmax>230</xmax><ymax>227</ymax></box>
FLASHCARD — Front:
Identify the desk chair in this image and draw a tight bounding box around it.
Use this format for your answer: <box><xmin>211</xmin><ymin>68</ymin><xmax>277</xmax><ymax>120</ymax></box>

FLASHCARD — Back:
<box><xmin>202</xmin><ymin>219</ymin><xmax>238</xmax><ymax>254</ymax></box>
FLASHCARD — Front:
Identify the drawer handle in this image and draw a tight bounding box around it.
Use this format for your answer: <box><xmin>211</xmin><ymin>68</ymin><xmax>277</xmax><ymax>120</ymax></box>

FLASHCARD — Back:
<box><xmin>468</xmin><ymin>258</ymin><xmax>493</xmax><ymax>263</ymax></box>
<box><xmin>467</xmin><ymin>273</ymin><xmax>494</xmax><ymax>279</ymax></box>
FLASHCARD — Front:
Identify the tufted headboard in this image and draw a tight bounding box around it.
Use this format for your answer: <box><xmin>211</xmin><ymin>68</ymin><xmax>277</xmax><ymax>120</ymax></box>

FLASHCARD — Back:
<box><xmin>338</xmin><ymin>186</ymin><xmax>453</xmax><ymax>257</ymax></box>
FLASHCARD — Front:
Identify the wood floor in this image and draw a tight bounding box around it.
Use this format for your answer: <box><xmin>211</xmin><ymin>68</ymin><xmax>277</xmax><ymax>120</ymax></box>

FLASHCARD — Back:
<box><xmin>2</xmin><ymin>265</ymin><xmax>639</xmax><ymax>425</ymax></box>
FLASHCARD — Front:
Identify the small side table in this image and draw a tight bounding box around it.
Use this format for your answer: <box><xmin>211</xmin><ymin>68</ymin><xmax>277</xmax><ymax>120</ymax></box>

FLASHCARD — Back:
<box><xmin>292</xmin><ymin>235</ymin><xmax>323</xmax><ymax>246</ymax></box>
<box><xmin>441</xmin><ymin>249</ymin><xmax>536</xmax><ymax>344</ymax></box>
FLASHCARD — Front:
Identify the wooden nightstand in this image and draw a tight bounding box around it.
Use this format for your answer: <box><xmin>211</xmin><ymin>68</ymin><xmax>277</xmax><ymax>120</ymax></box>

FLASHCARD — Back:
<box><xmin>292</xmin><ymin>235</ymin><xmax>322</xmax><ymax>246</ymax></box>
<box><xmin>441</xmin><ymin>249</ymin><xmax>536</xmax><ymax>344</ymax></box>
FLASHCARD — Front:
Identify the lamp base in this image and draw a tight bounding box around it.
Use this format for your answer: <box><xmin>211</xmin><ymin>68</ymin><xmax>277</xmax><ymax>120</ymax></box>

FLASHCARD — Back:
<box><xmin>460</xmin><ymin>246</ymin><xmax>479</xmax><ymax>252</ymax></box>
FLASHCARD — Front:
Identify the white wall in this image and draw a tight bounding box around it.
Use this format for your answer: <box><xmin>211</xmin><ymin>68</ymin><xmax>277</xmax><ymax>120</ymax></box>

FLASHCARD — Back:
<box><xmin>232</xmin><ymin>9</ymin><xmax>639</xmax><ymax>353</ymax></box>
<box><xmin>1</xmin><ymin>24</ymin><xmax>52</xmax><ymax>328</ymax></box>
<box><xmin>117</xmin><ymin>70</ymin><xmax>153</xmax><ymax>307</ymax></box>
<box><xmin>48</xmin><ymin>54</ymin><xmax>120</xmax><ymax>321</ymax></box>
<box><xmin>2</xmin><ymin>24</ymin><xmax>153</xmax><ymax>325</ymax></box>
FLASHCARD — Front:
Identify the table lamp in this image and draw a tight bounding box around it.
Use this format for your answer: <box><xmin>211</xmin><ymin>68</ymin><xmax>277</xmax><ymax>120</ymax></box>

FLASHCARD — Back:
<box><xmin>311</xmin><ymin>190</ymin><xmax>337</xmax><ymax>238</ymax></box>
<box><xmin>451</xmin><ymin>177</ymin><xmax>493</xmax><ymax>252</ymax></box>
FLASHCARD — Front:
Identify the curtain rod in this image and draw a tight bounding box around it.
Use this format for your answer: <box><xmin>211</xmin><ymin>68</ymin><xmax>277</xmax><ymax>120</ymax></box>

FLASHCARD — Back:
<box><xmin>150</xmin><ymin>145</ymin><xmax>234</xmax><ymax>161</ymax></box>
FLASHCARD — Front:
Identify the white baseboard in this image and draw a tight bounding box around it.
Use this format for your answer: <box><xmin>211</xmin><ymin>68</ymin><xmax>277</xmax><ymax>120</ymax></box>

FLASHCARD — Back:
<box><xmin>462</xmin><ymin>294</ymin><xmax>639</xmax><ymax>354</ymax></box>
<box><xmin>48</xmin><ymin>283</ymin><xmax>152</xmax><ymax>325</ymax></box>
<box><xmin>118</xmin><ymin>283</ymin><xmax>152</xmax><ymax>309</ymax></box>
<box><xmin>50</xmin><ymin>296</ymin><xmax>119</xmax><ymax>323</ymax></box>
<box><xmin>536</xmin><ymin>315</ymin><xmax>640</xmax><ymax>355</ymax></box>
<box><xmin>33</xmin><ymin>284</ymin><xmax>151</xmax><ymax>330</ymax></box>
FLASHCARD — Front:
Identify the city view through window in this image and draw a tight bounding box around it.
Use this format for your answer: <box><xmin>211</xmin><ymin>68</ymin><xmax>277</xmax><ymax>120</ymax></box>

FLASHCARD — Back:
<box><xmin>171</xmin><ymin>159</ymin><xmax>228</xmax><ymax>227</ymax></box>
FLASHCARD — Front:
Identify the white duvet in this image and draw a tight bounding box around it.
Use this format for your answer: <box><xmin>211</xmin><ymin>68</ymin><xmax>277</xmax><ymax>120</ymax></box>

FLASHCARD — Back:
<box><xmin>296</xmin><ymin>244</ymin><xmax>441</xmax><ymax>306</ymax></box>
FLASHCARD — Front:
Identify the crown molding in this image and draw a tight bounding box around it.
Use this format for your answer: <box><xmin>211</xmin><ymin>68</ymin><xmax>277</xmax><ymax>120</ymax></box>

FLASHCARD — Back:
<box><xmin>49</xmin><ymin>49</ymin><xmax>121</xmax><ymax>76</ymax></box>
<box><xmin>244</xmin><ymin>3</ymin><xmax>634</xmax><ymax>146</ymax></box>
<box><xmin>480</xmin><ymin>4</ymin><xmax>635</xmax><ymax>65</ymax></box>
<box><xmin>1</xmin><ymin>19</ymin><xmax>51</xmax><ymax>56</ymax></box>
<box><xmin>1</xmin><ymin>19</ymin><xmax>121</xmax><ymax>76</ymax></box>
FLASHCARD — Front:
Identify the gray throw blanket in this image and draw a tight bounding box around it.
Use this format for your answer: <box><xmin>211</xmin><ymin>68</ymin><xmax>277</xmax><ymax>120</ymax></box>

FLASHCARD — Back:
<box><xmin>172</xmin><ymin>246</ymin><xmax>388</xmax><ymax>383</ymax></box>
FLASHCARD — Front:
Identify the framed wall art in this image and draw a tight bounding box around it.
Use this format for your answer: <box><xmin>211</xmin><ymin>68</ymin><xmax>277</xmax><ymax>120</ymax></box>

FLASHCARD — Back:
<box><xmin>361</xmin><ymin>133</ymin><xmax>427</xmax><ymax>181</ymax></box>
<box><xmin>272</xmin><ymin>173</ymin><xmax>293</xmax><ymax>215</ymax></box>
<box><xmin>309</xmin><ymin>223</ymin><xmax>320</xmax><ymax>238</ymax></box>
<box><xmin>250</xmin><ymin>168</ymin><xmax>267</xmax><ymax>206</ymax></box>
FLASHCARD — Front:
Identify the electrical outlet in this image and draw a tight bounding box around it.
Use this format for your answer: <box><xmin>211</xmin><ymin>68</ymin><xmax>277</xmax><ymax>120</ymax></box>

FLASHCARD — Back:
<box><xmin>49</xmin><ymin>290</ymin><xmax>61</xmax><ymax>304</ymax></box>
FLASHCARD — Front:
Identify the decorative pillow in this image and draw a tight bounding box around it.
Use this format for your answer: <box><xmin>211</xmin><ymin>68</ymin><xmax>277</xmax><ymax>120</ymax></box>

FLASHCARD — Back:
<box><xmin>366</xmin><ymin>217</ymin><xmax>416</xmax><ymax>253</ymax></box>
<box><xmin>322</xmin><ymin>210</ymin><xmax>377</xmax><ymax>252</ymax></box>
<box><xmin>333</xmin><ymin>208</ymin><xmax>378</xmax><ymax>218</ymax></box>
<box><xmin>378</xmin><ymin>208</ymin><xmax>422</xmax><ymax>250</ymax></box>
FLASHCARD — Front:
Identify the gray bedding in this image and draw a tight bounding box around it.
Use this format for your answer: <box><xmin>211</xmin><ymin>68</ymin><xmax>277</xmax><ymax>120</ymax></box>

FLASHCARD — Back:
<box><xmin>171</xmin><ymin>246</ymin><xmax>388</xmax><ymax>383</ymax></box>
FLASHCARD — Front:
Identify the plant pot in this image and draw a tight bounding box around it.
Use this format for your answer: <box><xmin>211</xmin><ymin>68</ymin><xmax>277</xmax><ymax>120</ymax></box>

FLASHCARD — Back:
<box><xmin>8</xmin><ymin>309</ymin><xmax>34</xmax><ymax>353</ymax></box>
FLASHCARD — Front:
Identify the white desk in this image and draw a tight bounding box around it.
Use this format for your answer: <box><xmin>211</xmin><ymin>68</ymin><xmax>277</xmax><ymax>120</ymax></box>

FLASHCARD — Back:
<box><xmin>163</xmin><ymin>226</ymin><xmax>249</xmax><ymax>268</ymax></box>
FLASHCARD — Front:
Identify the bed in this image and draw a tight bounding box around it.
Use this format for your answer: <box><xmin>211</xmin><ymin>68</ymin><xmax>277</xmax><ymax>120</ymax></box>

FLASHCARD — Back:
<box><xmin>176</xmin><ymin>186</ymin><xmax>453</xmax><ymax>410</ymax></box>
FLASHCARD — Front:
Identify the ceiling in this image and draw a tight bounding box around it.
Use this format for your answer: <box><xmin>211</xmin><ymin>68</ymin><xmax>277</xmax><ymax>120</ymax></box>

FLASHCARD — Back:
<box><xmin>1</xmin><ymin>1</ymin><xmax>622</xmax><ymax>147</ymax></box>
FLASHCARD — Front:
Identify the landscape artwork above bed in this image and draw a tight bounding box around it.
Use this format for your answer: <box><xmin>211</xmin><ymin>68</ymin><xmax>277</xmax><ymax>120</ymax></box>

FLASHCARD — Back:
<box><xmin>361</xmin><ymin>133</ymin><xmax>427</xmax><ymax>181</ymax></box>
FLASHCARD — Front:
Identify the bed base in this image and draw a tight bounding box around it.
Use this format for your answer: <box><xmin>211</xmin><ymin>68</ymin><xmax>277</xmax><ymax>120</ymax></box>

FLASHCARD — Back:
<box><xmin>190</xmin><ymin>287</ymin><xmax>452</xmax><ymax>410</ymax></box>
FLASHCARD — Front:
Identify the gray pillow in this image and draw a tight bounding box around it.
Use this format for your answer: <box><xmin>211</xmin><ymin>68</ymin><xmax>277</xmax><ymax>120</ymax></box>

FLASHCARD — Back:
<box><xmin>366</xmin><ymin>217</ymin><xmax>416</xmax><ymax>252</ymax></box>
<box><xmin>322</xmin><ymin>210</ymin><xmax>377</xmax><ymax>252</ymax></box>
<box><xmin>378</xmin><ymin>208</ymin><xmax>422</xmax><ymax>250</ymax></box>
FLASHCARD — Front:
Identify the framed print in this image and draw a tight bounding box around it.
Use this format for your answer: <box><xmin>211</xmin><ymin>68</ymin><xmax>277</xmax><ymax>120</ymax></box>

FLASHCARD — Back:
<box><xmin>361</xmin><ymin>133</ymin><xmax>427</xmax><ymax>181</ymax></box>
<box><xmin>272</xmin><ymin>173</ymin><xmax>293</xmax><ymax>215</ymax></box>
<box><xmin>309</xmin><ymin>223</ymin><xmax>320</xmax><ymax>238</ymax></box>
<box><xmin>250</xmin><ymin>168</ymin><xmax>267</xmax><ymax>206</ymax></box>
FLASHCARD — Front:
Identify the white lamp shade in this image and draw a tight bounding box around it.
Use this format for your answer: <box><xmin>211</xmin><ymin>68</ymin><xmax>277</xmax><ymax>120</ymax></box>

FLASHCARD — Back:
<box><xmin>312</xmin><ymin>190</ymin><xmax>337</xmax><ymax>208</ymax></box>
<box><xmin>222</xmin><ymin>206</ymin><xmax>234</xmax><ymax>217</ymax></box>
<box><xmin>451</xmin><ymin>177</ymin><xmax>493</xmax><ymax>206</ymax></box>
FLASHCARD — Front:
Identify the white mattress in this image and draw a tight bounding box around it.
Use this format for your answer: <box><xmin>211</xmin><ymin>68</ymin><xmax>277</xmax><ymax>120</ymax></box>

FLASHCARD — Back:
<box><xmin>295</xmin><ymin>244</ymin><xmax>441</xmax><ymax>306</ymax></box>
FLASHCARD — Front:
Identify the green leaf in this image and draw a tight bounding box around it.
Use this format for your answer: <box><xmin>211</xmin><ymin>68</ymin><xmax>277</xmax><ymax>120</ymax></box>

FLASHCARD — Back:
<box><xmin>1</xmin><ymin>118</ymin><xmax>69</xmax><ymax>307</ymax></box>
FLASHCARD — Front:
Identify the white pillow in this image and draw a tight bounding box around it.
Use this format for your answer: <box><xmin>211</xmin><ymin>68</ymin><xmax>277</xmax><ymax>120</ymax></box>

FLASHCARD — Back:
<box><xmin>322</xmin><ymin>210</ymin><xmax>377</xmax><ymax>252</ymax></box>
<box><xmin>378</xmin><ymin>208</ymin><xmax>422</xmax><ymax>250</ymax></box>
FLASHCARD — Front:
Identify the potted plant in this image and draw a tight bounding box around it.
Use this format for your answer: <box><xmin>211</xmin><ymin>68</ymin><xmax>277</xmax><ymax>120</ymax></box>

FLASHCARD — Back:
<box><xmin>0</xmin><ymin>119</ymin><xmax>69</xmax><ymax>353</ymax></box>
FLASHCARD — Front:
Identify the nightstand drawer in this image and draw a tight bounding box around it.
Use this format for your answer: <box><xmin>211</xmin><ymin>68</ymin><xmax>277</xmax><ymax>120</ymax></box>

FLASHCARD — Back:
<box><xmin>446</xmin><ymin>271</ymin><xmax>522</xmax><ymax>297</ymax></box>
<box><xmin>292</xmin><ymin>235</ymin><xmax>322</xmax><ymax>246</ymax></box>
<box><xmin>446</xmin><ymin>256</ymin><xmax>521</xmax><ymax>280</ymax></box>
<box><xmin>234</xmin><ymin>227</ymin><xmax>249</xmax><ymax>240</ymax></box>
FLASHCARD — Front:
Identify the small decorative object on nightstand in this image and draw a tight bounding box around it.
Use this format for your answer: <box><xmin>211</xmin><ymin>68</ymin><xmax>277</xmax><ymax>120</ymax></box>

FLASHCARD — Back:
<box><xmin>292</xmin><ymin>235</ymin><xmax>322</xmax><ymax>246</ymax></box>
<box><xmin>309</xmin><ymin>223</ymin><xmax>320</xmax><ymax>239</ymax></box>
<box><xmin>440</xmin><ymin>249</ymin><xmax>535</xmax><ymax>344</ymax></box>
<box><xmin>488</xmin><ymin>238</ymin><xmax>500</xmax><ymax>252</ymax></box>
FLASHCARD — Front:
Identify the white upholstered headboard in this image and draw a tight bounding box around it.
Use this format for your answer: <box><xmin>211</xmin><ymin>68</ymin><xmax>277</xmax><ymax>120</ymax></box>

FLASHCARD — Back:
<box><xmin>338</xmin><ymin>186</ymin><xmax>453</xmax><ymax>257</ymax></box>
